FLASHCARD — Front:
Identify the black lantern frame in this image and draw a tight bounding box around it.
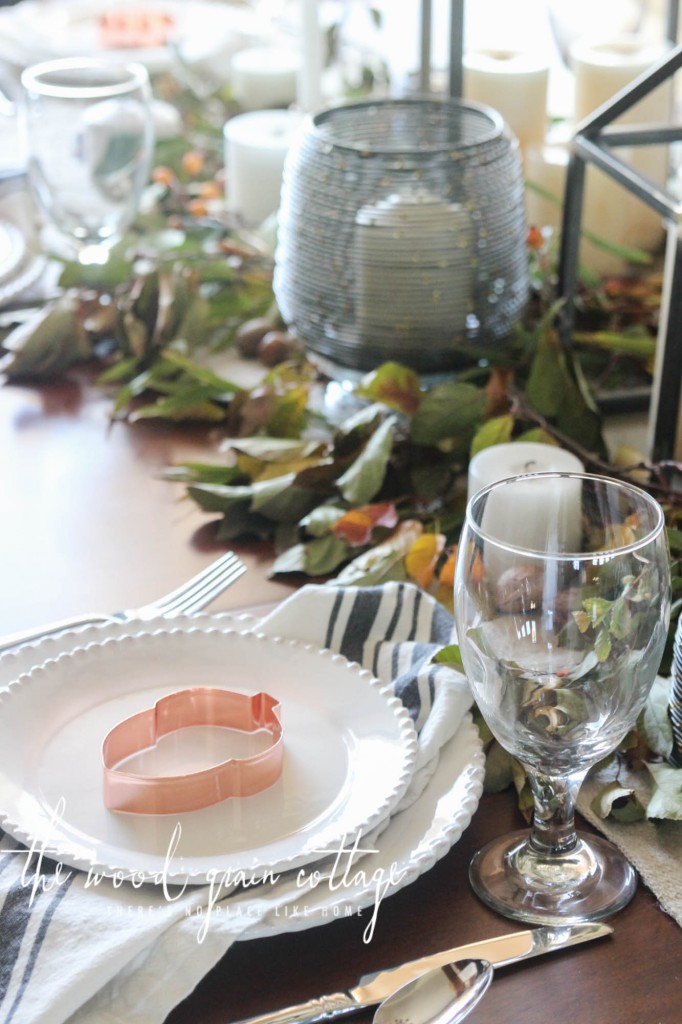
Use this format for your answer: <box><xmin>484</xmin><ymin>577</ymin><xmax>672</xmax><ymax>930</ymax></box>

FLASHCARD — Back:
<box><xmin>557</xmin><ymin>8</ymin><xmax>682</xmax><ymax>463</ymax></box>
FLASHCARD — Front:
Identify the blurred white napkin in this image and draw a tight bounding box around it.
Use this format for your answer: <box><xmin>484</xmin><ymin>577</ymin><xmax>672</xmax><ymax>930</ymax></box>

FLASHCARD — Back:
<box><xmin>0</xmin><ymin>582</ymin><xmax>471</xmax><ymax>1024</ymax></box>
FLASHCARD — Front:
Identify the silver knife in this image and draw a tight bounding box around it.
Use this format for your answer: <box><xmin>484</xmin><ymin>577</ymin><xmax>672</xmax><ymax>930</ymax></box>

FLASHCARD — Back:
<box><xmin>232</xmin><ymin>923</ymin><xmax>612</xmax><ymax>1024</ymax></box>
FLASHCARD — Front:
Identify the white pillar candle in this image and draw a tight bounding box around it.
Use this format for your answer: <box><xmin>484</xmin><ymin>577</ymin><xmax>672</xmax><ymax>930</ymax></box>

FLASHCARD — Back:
<box><xmin>231</xmin><ymin>47</ymin><xmax>300</xmax><ymax>111</ymax></box>
<box><xmin>468</xmin><ymin>441</ymin><xmax>584</xmax><ymax>500</ymax></box>
<box><xmin>468</xmin><ymin>443</ymin><xmax>585</xmax><ymax>578</ymax></box>
<box><xmin>297</xmin><ymin>0</ymin><xmax>323</xmax><ymax>113</ymax></box>
<box><xmin>571</xmin><ymin>36</ymin><xmax>672</xmax><ymax>125</ymax></box>
<box><xmin>224</xmin><ymin>109</ymin><xmax>303</xmax><ymax>225</ymax></box>
<box><xmin>569</xmin><ymin>35</ymin><xmax>673</xmax><ymax>274</ymax></box>
<box><xmin>354</xmin><ymin>191</ymin><xmax>473</xmax><ymax>344</ymax></box>
<box><xmin>463</xmin><ymin>48</ymin><xmax>549</xmax><ymax>157</ymax></box>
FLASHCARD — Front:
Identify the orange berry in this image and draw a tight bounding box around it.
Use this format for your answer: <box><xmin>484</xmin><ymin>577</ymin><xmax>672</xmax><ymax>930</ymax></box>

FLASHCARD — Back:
<box><xmin>187</xmin><ymin>198</ymin><xmax>209</xmax><ymax>218</ymax></box>
<box><xmin>152</xmin><ymin>165</ymin><xmax>175</xmax><ymax>188</ymax></box>
<box><xmin>526</xmin><ymin>225</ymin><xmax>544</xmax><ymax>251</ymax></box>
<box><xmin>181</xmin><ymin>150</ymin><xmax>205</xmax><ymax>176</ymax></box>
<box><xmin>198</xmin><ymin>180</ymin><xmax>222</xmax><ymax>200</ymax></box>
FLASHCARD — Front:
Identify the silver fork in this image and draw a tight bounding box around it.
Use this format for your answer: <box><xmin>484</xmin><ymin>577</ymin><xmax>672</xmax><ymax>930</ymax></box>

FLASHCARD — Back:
<box><xmin>0</xmin><ymin>551</ymin><xmax>246</xmax><ymax>653</ymax></box>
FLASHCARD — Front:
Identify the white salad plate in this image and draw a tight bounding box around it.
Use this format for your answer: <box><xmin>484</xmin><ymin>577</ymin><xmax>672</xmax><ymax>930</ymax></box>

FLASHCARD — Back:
<box><xmin>0</xmin><ymin>624</ymin><xmax>418</xmax><ymax>884</ymax></box>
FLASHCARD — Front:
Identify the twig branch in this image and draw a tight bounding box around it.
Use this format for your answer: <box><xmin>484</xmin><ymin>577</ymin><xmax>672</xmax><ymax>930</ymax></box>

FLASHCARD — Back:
<box><xmin>508</xmin><ymin>389</ymin><xmax>682</xmax><ymax>506</ymax></box>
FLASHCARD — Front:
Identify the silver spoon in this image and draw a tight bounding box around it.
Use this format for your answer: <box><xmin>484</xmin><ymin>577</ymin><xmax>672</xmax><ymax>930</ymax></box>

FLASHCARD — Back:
<box><xmin>373</xmin><ymin>959</ymin><xmax>493</xmax><ymax>1024</ymax></box>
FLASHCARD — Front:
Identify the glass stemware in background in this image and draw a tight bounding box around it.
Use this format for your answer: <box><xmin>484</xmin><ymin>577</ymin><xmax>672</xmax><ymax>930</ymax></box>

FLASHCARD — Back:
<box><xmin>19</xmin><ymin>58</ymin><xmax>154</xmax><ymax>266</ymax></box>
<box><xmin>454</xmin><ymin>472</ymin><xmax>670</xmax><ymax>924</ymax></box>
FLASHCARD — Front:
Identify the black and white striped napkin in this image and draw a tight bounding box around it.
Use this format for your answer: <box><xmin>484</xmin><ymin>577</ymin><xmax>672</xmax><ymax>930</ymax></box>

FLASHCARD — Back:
<box><xmin>0</xmin><ymin>582</ymin><xmax>472</xmax><ymax>1024</ymax></box>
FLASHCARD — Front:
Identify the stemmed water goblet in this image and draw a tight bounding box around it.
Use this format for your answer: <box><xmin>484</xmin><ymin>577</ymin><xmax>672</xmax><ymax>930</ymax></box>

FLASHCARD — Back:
<box><xmin>454</xmin><ymin>471</ymin><xmax>670</xmax><ymax>924</ymax></box>
<box><xmin>19</xmin><ymin>57</ymin><xmax>154</xmax><ymax>266</ymax></box>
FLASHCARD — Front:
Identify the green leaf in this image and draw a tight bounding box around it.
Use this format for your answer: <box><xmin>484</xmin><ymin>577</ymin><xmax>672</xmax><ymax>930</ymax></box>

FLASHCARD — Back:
<box><xmin>334</xmin><ymin>403</ymin><xmax>385</xmax><ymax>455</ymax></box>
<box><xmin>356</xmin><ymin>362</ymin><xmax>422</xmax><ymax>415</ymax></box>
<box><xmin>609</xmin><ymin>597</ymin><xmax>631</xmax><ymax>641</ymax></box>
<box><xmin>572</xmin><ymin>327</ymin><xmax>656</xmax><ymax>361</ymax></box>
<box><xmin>300</xmin><ymin>505</ymin><xmax>345</xmax><ymax>537</ymax></box>
<box><xmin>161</xmin><ymin>350</ymin><xmax>243</xmax><ymax>394</ymax></box>
<box><xmin>514</xmin><ymin>427</ymin><xmax>560</xmax><ymax>446</ymax></box>
<box><xmin>432</xmin><ymin>644</ymin><xmax>465</xmax><ymax>670</ymax></box>
<box><xmin>270</xmin><ymin>543</ymin><xmax>307</xmax><ymax>575</ymax></box>
<box><xmin>666</xmin><ymin>527</ymin><xmax>682</xmax><ymax>554</ymax></box>
<box><xmin>572</xmin><ymin>610</ymin><xmax>592</xmax><ymax>634</ymax></box>
<box><xmin>410</xmin><ymin>458</ymin><xmax>451</xmax><ymax>500</ymax></box>
<box><xmin>583</xmin><ymin>597</ymin><xmax>613</xmax><ymax>626</ymax></box>
<box><xmin>337</xmin><ymin>415</ymin><xmax>396</xmax><ymax>504</ymax></box>
<box><xmin>526</xmin><ymin>329</ymin><xmax>565</xmax><ymax>418</ymax></box>
<box><xmin>256</xmin><ymin>484</ymin><xmax>321</xmax><ymax>524</ymax></box>
<box><xmin>511</xmin><ymin>759</ymin><xmax>534</xmax><ymax>821</ymax></box>
<box><xmin>231</xmin><ymin>437</ymin><xmax>322</xmax><ymax>462</ymax></box>
<box><xmin>335</xmin><ymin>543</ymin><xmax>402</xmax><ymax>586</ymax></box>
<box><xmin>165</xmin><ymin>462</ymin><xmax>245</xmax><ymax>486</ymax></box>
<box><xmin>335</xmin><ymin>548</ymin><xmax>409</xmax><ymax>587</ymax></box>
<box><xmin>483</xmin><ymin>740</ymin><xmax>515</xmax><ymax>794</ymax></box>
<box><xmin>470</xmin><ymin>414</ymin><xmax>514</xmax><ymax>456</ymax></box>
<box><xmin>410</xmin><ymin>382</ymin><xmax>486</xmax><ymax>446</ymax></box>
<box><xmin>526</xmin><ymin>326</ymin><xmax>605</xmax><ymax>456</ymax></box>
<box><xmin>187</xmin><ymin>483</ymin><xmax>254</xmax><ymax>513</ymax></box>
<box><xmin>128</xmin><ymin>388</ymin><xmax>227</xmax><ymax>421</ymax></box>
<box><xmin>0</xmin><ymin>299</ymin><xmax>91</xmax><ymax>380</ymax></box>
<box><xmin>266</xmin><ymin>385</ymin><xmax>309</xmax><ymax>438</ymax></box>
<box><xmin>57</xmin><ymin>248</ymin><xmax>133</xmax><ymax>289</ymax></box>
<box><xmin>215</xmin><ymin>504</ymin><xmax>273</xmax><ymax>541</ymax></box>
<box><xmin>594</xmin><ymin>627</ymin><xmax>612</xmax><ymax>662</ymax></box>
<box><xmin>303</xmin><ymin>534</ymin><xmax>351</xmax><ymax>575</ymax></box>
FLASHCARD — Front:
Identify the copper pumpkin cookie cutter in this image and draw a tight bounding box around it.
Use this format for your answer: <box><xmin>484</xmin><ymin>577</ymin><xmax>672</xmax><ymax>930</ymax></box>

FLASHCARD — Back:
<box><xmin>102</xmin><ymin>687</ymin><xmax>283</xmax><ymax>815</ymax></box>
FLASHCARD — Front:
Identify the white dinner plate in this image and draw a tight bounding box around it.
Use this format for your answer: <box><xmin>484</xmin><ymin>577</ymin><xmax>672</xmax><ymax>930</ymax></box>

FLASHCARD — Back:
<box><xmin>0</xmin><ymin>625</ymin><xmax>418</xmax><ymax>883</ymax></box>
<box><xmin>249</xmin><ymin>712</ymin><xmax>485</xmax><ymax>938</ymax></box>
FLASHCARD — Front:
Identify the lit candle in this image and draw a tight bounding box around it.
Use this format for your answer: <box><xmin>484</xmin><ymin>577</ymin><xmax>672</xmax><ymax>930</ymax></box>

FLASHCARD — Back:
<box><xmin>224</xmin><ymin>109</ymin><xmax>303</xmax><ymax>225</ymax></box>
<box><xmin>297</xmin><ymin>0</ymin><xmax>323</xmax><ymax>113</ymax></box>
<box><xmin>463</xmin><ymin>48</ymin><xmax>549</xmax><ymax>157</ymax></box>
<box><xmin>231</xmin><ymin>47</ymin><xmax>300</xmax><ymax>112</ymax></box>
<box><xmin>468</xmin><ymin>443</ymin><xmax>585</xmax><ymax>577</ymax></box>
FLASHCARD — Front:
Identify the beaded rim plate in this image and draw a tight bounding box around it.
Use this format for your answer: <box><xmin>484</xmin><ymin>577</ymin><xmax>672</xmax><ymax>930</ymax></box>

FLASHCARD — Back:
<box><xmin>0</xmin><ymin>624</ymin><xmax>418</xmax><ymax>883</ymax></box>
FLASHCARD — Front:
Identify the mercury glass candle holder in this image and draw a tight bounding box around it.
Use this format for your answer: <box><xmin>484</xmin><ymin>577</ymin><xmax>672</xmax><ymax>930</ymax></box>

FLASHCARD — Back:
<box><xmin>274</xmin><ymin>97</ymin><xmax>528</xmax><ymax>381</ymax></box>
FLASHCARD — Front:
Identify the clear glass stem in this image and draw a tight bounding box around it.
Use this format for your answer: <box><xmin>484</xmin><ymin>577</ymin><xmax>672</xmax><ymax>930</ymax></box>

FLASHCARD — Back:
<box><xmin>468</xmin><ymin>761</ymin><xmax>637</xmax><ymax>924</ymax></box>
<box><xmin>526</xmin><ymin>766</ymin><xmax>588</xmax><ymax>857</ymax></box>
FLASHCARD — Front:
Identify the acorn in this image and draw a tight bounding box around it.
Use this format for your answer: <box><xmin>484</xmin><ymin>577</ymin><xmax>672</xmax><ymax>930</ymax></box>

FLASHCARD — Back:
<box><xmin>234</xmin><ymin>317</ymin><xmax>277</xmax><ymax>359</ymax></box>
<box><xmin>495</xmin><ymin>565</ymin><xmax>544</xmax><ymax>614</ymax></box>
<box><xmin>257</xmin><ymin>330</ymin><xmax>300</xmax><ymax>367</ymax></box>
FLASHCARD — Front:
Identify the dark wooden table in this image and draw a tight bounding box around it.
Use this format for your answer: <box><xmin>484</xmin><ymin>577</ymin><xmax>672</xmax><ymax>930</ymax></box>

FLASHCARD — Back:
<box><xmin>1</xmin><ymin>377</ymin><xmax>680</xmax><ymax>1024</ymax></box>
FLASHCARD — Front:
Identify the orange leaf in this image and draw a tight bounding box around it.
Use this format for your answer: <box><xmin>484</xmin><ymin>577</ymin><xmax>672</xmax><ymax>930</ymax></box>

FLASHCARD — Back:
<box><xmin>333</xmin><ymin>502</ymin><xmax>399</xmax><ymax>547</ymax></box>
<box><xmin>485</xmin><ymin>367</ymin><xmax>514</xmax><ymax>418</ymax></box>
<box><xmin>438</xmin><ymin>546</ymin><xmax>459</xmax><ymax>590</ymax></box>
<box><xmin>333</xmin><ymin>509</ymin><xmax>374</xmax><ymax>546</ymax></box>
<box><xmin>405</xmin><ymin>533</ymin><xmax>445</xmax><ymax>590</ymax></box>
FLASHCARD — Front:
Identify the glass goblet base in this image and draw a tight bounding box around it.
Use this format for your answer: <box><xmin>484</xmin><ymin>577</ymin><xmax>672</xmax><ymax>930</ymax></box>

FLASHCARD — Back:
<box><xmin>469</xmin><ymin>828</ymin><xmax>636</xmax><ymax>926</ymax></box>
